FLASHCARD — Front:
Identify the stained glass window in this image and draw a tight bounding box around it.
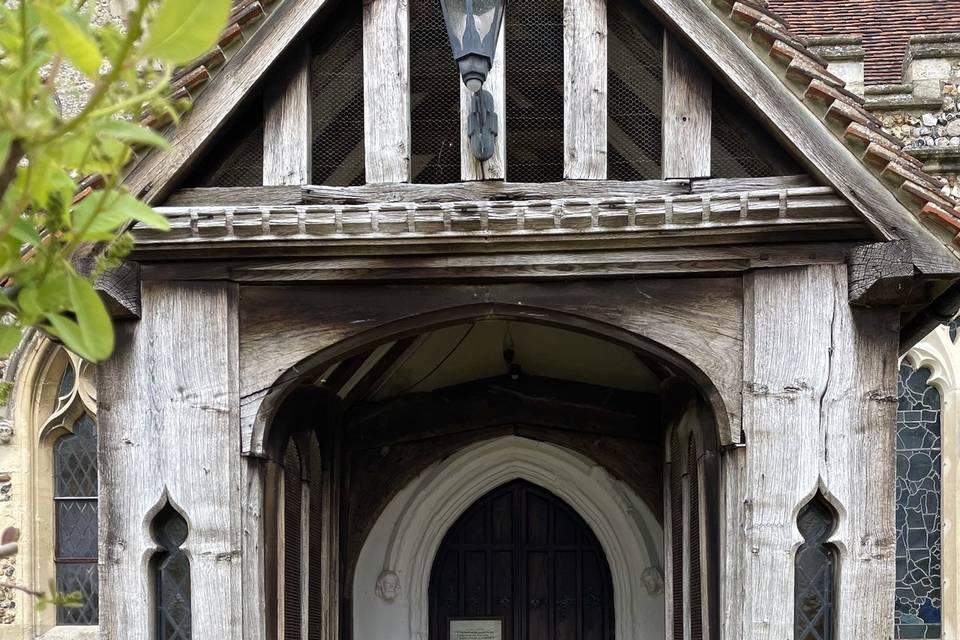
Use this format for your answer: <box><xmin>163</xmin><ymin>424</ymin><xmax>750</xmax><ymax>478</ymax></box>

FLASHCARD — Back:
<box><xmin>154</xmin><ymin>503</ymin><xmax>191</xmax><ymax>640</ymax></box>
<box><xmin>54</xmin><ymin>412</ymin><xmax>99</xmax><ymax>625</ymax></box>
<box><xmin>795</xmin><ymin>494</ymin><xmax>837</xmax><ymax>640</ymax></box>
<box><xmin>896</xmin><ymin>360</ymin><xmax>942</xmax><ymax>639</ymax></box>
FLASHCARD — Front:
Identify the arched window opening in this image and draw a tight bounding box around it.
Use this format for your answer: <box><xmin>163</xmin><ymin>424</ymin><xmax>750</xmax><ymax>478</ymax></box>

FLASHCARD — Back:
<box><xmin>687</xmin><ymin>437</ymin><xmax>703</xmax><ymax>639</ymax></box>
<box><xmin>794</xmin><ymin>493</ymin><xmax>837</xmax><ymax>640</ymax></box>
<box><xmin>282</xmin><ymin>441</ymin><xmax>305</xmax><ymax>640</ymax></box>
<box><xmin>607</xmin><ymin>0</ymin><xmax>663</xmax><ymax>181</ymax></box>
<box><xmin>53</xmin><ymin>411</ymin><xmax>99</xmax><ymax>625</ymax></box>
<box><xmin>153</xmin><ymin>502</ymin><xmax>191</xmax><ymax>640</ymax></box>
<box><xmin>895</xmin><ymin>360</ymin><xmax>942</xmax><ymax>637</ymax></box>
<box><xmin>410</xmin><ymin>0</ymin><xmax>462</xmax><ymax>183</ymax></box>
<box><xmin>505</xmin><ymin>0</ymin><xmax>564</xmax><ymax>182</ymax></box>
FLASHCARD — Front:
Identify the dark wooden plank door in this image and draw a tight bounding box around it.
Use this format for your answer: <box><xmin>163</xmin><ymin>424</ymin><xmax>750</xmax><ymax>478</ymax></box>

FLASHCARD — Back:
<box><xmin>429</xmin><ymin>480</ymin><xmax>613</xmax><ymax>640</ymax></box>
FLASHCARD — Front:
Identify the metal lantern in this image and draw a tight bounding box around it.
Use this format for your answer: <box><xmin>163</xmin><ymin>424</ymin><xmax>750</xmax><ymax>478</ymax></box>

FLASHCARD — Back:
<box><xmin>439</xmin><ymin>0</ymin><xmax>505</xmax><ymax>161</ymax></box>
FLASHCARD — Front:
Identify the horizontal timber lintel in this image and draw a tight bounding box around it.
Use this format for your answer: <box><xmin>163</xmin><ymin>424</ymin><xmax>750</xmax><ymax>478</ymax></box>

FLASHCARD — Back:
<box><xmin>163</xmin><ymin>175</ymin><xmax>819</xmax><ymax>207</ymax></box>
<box><xmin>137</xmin><ymin>184</ymin><xmax>864</xmax><ymax>260</ymax></box>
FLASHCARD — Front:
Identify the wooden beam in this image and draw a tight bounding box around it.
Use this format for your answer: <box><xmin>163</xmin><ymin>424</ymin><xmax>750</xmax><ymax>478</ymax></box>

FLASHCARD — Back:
<box><xmin>848</xmin><ymin>241</ymin><xmax>916</xmax><ymax>306</ymax></box>
<box><xmin>662</xmin><ymin>36</ymin><xmax>711</xmax><ymax>179</ymax></box>
<box><xmin>94</xmin><ymin>260</ymin><xmax>141</xmax><ymax>319</ymax></box>
<box><xmin>264</xmin><ymin>45</ymin><xmax>312</xmax><ymax>186</ymax></box>
<box><xmin>362</xmin><ymin>0</ymin><xmax>410</xmax><ymax>183</ymax></box>
<box><xmin>638</xmin><ymin>0</ymin><xmax>960</xmax><ymax>274</ymax></box>
<box><xmin>163</xmin><ymin>175</ymin><xmax>818</xmax><ymax>207</ymax></box>
<box><xmin>563</xmin><ymin>0</ymin><xmax>607</xmax><ymax>179</ymax></box>
<box><xmin>123</xmin><ymin>0</ymin><xmax>333</xmax><ymax>204</ymax></box>
<box><xmin>461</xmin><ymin>24</ymin><xmax>505</xmax><ymax>180</ymax></box>
<box><xmin>343</xmin><ymin>336</ymin><xmax>420</xmax><ymax>406</ymax></box>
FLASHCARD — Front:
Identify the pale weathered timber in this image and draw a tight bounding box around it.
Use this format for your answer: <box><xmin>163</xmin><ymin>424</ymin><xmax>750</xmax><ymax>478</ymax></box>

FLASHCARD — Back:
<box><xmin>242</xmin><ymin>457</ymin><xmax>268</xmax><ymax>640</ymax></box>
<box><xmin>123</xmin><ymin>0</ymin><xmax>333</xmax><ymax>203</ymax></box>
<box><xmin>263</xmin><ymin>45</ymin><xmax>312</xmax><ymax>186</ymax></box>
<box><xmin>461</xmin><ymin>21</ymin><xmax>505</xmax><ymax>180</ymax></box>
<box><xmin>362</xmin><ymin>0</ymin><xmax>410</xmax><ymax>183</ymax></box>
<box><xmin>848</xmin><ymin>240</ymin><xmax>916</xmax><ymax>305</ymax></box>
<box><xmin>98</xmin><ymin>282</ymin><xmax>241</xmax><ymax>640</ymax></box>
<box><xmin>139</xmin><ymin>242</ymin><xmax>857</xmax><ymax>283</ymax></box>
<box><xmin>237</xmin><ymin>279</ymin><xmax>744</xmax><ymax>456</ymax></box>
<box><xmin>563</xmin><ymin>0</ymin><xmax>607</xmax><ymax>179</ymax></box>
<box><xmin>165</xmin><ymin>185</ymin><xmax>305</xmax><ymax>207</ymax></box>
<box><xmin>662</xmin><ymin>36</ymin><xmax>711</xmax><ymax>179</ymax></box>
<box><xmin>737</xmin><ymin>265</ymin><xmax>896</xmax><ymax>638</ymax></box>
<box><xmin>164</xmin><ymin>175</ymin><xmax>817</xmax><ymax>207</ymax></box>
<box><xmin>823</xmin><ymin>304</ymin><xmax>898</xmax><ymax>638</ymax></box>
<box><xmin>639</xmin><ymin>0</ymin><xmax>960</xmax><ymax>274</ymax></box>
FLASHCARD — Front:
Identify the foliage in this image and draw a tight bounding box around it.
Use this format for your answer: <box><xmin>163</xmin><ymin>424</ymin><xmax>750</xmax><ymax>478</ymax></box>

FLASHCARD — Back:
<box><xmin>0</xmin><ymin>0</ymin><xmax>232</xmax><ymax>361</ymax></box>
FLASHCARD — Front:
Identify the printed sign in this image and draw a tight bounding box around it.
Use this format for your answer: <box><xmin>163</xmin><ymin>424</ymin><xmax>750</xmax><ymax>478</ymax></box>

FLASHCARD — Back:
<box><xmin>449</xmin><ymin>617</ymin><xmax>503</xmax><ymax>640</ymax></box>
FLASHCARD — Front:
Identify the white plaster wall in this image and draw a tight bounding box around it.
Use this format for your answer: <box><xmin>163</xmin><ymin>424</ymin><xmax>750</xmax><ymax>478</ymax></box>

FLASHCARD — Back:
<box><xmin>353</xmin><ymin>436</ymin><xmax>665</xmax><ymax>640</ymax></box>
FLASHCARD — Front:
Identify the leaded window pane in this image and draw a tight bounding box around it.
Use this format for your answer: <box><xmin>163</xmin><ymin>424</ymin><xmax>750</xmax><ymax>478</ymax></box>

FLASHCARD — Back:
<box><xmin>55</xmin><ymin>499</ymin><xmax>98</xmax><ymax>560</ymax></box>
<box><xmin>155</xmin><ymin>503</ymin><xmax>191</xmax><ymax>640</ymax></box>
<box><xmin>795</xmin><ymin>496</ymin><xmax>836</xmax><ymax>640</ymax></box>
<box><xmin>54</xmin><ymin>414</ymin><xmax>98</xmax><ymax>497</ymax></box>
<box><xmin>896</xmin><ymin>361</ymin><xmax>942</xmax><ymax>639</ymax></box>
<box><xmin>54</xmin><ymin>410</ymin><xmax>99</xmax><ymax>625</ymax></box>
<box><xmin>55</xmin><ymin>563</ymin><xmax>98</xmax><ymax>625</ymax></box>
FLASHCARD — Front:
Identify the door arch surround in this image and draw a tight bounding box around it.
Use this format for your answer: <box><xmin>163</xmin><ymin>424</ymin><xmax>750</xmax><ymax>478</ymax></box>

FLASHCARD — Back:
<box><xmin>352</xmin><ymin>435</ymin><xmax>665</xmax><ymax>640</ymax></box>
<box><xmin>428</xmin><ymin>478</ymin><xmax>616</xmax><ymax>640</ymax></box>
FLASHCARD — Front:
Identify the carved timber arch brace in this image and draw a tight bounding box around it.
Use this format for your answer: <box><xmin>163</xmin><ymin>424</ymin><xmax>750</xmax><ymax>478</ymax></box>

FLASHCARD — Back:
<box><xmin>242</xmin><ymin>281</ymin><xmax>743</xmax><ymax>459</ymax></box>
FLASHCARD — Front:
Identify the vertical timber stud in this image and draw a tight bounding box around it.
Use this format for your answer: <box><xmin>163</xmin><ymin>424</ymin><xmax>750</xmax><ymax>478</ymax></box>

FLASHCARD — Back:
<box><xmin>363</xmin><ymin>0</ymin><xmax>411</xmax><ymax>183</ymax></box>
<box><xmin>737</xmin><ymin>266</ymin><xmax>896</xmax><ymax>638</ymax></box>
<box><xmin>563</xmin><ymin>0</ymin><xmax>607</xmax><ymax>179</ymax></box>
<box><xmin>264</xmin><ymin>45</ymin><xmax>312</xmax><ymax>185</ymax></box>
<box><xmin>461</xmin><ymin>20</ymin><xmax>505</xmax><ymax>180</ymax></box>
<box><xmin>98</xmin><ymin>282</ymin><xmax>241</xmax><ymax>639</ymax></box>
<box><xmin>662</xmin><ymin>36</ymin><xmax>711</xmax><ymax>179</ymax></box>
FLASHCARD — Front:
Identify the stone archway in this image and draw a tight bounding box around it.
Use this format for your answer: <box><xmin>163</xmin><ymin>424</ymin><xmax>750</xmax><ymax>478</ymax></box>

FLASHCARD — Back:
<box><xmin>352</xmin><ymin>436</ymin><xmax>664</xmax><ymax>640</ymax></box>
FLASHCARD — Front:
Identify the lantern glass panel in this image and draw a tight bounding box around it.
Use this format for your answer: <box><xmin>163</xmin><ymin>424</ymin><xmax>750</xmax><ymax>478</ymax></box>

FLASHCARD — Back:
<box><xmin>473</xmin><ymin>0</ymin><xmax>499</xmax><ymax>45</ymax></box>
<box><xmin>441</xmin><ymin>0</ymin><xmax>469</xmax><ymax>54</ymax></box>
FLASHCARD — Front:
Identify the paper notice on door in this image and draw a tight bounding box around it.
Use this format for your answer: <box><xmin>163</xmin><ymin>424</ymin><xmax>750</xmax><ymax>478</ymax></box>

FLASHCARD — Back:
<box><xmin>449</xmin><ymin>617</ymin><xmax>503</xmax><ymax>640</ymax></box>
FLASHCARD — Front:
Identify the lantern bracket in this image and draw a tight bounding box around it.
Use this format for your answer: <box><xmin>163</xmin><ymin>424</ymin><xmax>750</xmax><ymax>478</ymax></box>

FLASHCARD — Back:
<box><xmin>468</xmin><ymin>88</ymin><xmax>498</xmax><ymax>162</ymax></box>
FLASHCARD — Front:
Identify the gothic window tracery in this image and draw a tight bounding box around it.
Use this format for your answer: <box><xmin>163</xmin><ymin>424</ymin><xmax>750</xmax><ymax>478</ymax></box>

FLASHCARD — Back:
<box><xmin>50</xmin><ymin>356</ymin><xmax>99</xmax><ymax>625</ymax></box>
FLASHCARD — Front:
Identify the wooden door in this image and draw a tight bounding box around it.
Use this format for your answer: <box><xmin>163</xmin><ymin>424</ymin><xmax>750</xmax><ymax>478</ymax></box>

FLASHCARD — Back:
<box><xmin>428</xmin><ymin>480</ymin><xmax>614</xmax><ymax>640</ymax></box>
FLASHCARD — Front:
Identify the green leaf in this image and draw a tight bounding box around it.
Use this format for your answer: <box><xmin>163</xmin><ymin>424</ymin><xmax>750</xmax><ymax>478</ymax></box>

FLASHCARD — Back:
<box><xmin>95</xmin><ymin>120</ymin><xmax>170</xmax><ymax>150</ymax></box>
<box><xmin>142</xmin><ymin>0</ymin><xmax>232</xmax><ymax>64</ymax></box>
<box><xmin>0</xmin><ymin>324</ymin><xmax>21</xmax><ymax>358</ymax></box>
<box><xmin>113</xmin><ymin>193</ymin><xmax>170</xmax><ymax>230</ymax></box>
<box><xmin>67</xmin><ymin>275</ymin><xmax>113</xmax><ymax>361</ymax></box>
<box><xmin>9</xmin><ymin>219</ymin><xmax>42</xmax><ymax>247</ymax></box>
<box><xmin>45</xmin><ymin>313</ymin><xmax>92</xmax><ymax>361</ymax></box>
<box><xmin>35</xmin><ymin>5</ymin><xmax>101</xmax><ymax>77</ymax></box>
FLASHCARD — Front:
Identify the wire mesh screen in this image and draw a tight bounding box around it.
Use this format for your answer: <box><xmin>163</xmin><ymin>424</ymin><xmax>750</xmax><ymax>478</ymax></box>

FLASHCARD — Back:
<box><xmin>607</xmin><ymin>0</ymin><xmax>663</xmax><ymax>181</ymax></box>
<box><xmin>311</xmin><ymin>1</ymin><xmax>365</xmax><ymax>186</ymax></box>
<box><xmin>711</xmin><ymin>81</ymin><xmax>801</xmax><ymax>178</ymax></box>
<box><xmin>410</xmin><ymin>0</ymin><xmax>461</xmax><ymax>183</ymax></box>
<box><xmin>505</xmin><ymin>0</ymin><xmax>564</xmax><ymax>183</ymax></box>
<box><xmin>184</xmin><ymin>100</ymin><xmax>264</xmax><ymax>187</ymax></box>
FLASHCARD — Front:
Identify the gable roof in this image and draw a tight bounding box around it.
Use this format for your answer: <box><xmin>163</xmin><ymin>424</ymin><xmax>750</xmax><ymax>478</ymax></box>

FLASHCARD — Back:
<box><xmin>769</xmin><ymin>0</ymin><xmax>960</xmax><ymax>85</ymax></box>
<box><xmin>121</xmin><ymin>0</ymin><xmax>960</xmax><ymax>275</ymax></box>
